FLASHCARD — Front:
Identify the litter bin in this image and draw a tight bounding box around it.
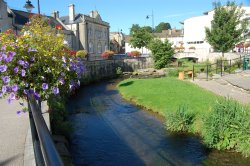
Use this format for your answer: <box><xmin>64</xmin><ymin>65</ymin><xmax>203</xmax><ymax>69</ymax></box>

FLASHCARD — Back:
<box><xmin>243</xmin><ymin>57</ymin><xmax>249</xmax><ymax>70</ymax></box>
<box><xmin>178</xmin><ymin>71</ymin><xmax>184</xmax><ymax>80</ymax></box>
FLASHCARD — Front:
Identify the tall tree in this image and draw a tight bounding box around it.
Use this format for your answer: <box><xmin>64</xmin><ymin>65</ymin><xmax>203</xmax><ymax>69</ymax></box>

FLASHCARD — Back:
<box><xmin>129</xmin><ymin>27</ymin><xmax>153</xmax><ymax>51</ymax></box>
<box><xmin>205</xmin><ymin>1</ymin><xmax>249</xmax><ymax>57</ymax></box>
<box><xmin>143</xmin><ymin>26</ymin><xmax>153</xmax><ymax>33</ymax></box>
<box><xmin>155</xmin><ymin>22</ymin><xmax>171</xmax><ymax>33</ymax></box>
<box><xmin>148</xmin><ymin>39</ymin><xmax>175</xmax><ymax>69</ymax></box>
<box><xmin>129</xmin><ymin>24</ymin><xmax>140</xmax><ymax>35</ymax></box>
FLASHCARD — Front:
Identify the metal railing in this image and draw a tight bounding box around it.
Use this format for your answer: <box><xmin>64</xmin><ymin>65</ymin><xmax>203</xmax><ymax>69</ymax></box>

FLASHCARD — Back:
<box><xmin>192</xmin><ymin>55</ymin><xmax>249</xmax><ymax>81</ymax></box>
<box><xmin>27</xmin><ymin>93</ymin><xmax>64</xmax><ymax>166</ymax></box>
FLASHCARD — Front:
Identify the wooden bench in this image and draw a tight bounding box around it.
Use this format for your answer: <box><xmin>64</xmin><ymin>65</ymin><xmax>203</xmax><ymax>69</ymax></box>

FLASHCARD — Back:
<box><xmin>178</xmin><ymin>70</ymin><xmax>193</xmax><ymax>80</ymax></box>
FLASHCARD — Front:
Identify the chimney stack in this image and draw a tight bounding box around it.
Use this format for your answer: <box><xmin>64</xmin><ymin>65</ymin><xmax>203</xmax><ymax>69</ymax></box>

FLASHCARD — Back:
<box><xmin>51</xmin><ymin>11</ymin><xmax>59</xmax><ymax>18</ymax></box>
<box><xmin>69</xmin><ymin>4</ymin><xmax>75</xmax><ymax>22</ymax></box>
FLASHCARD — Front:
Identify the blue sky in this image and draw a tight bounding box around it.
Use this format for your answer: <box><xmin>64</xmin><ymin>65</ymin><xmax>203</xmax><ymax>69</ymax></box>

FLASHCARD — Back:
<box><xmin>5</xmin><ymin>0</ymin><xmax>250</xmax><ymax>34</ymax></box>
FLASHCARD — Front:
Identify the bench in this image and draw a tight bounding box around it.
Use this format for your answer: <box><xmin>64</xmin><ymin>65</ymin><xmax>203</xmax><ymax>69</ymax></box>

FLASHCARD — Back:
<box><xmin>178</xmin><ymin>70</ymin><xmax>193</xmax><ymax>80</ymax></box>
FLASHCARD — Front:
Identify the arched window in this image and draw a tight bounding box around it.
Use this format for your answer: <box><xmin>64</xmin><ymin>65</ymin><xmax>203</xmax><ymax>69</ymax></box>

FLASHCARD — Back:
<box><xmin>89</xmin><ymin>41</ymin><xmax>93</xmax><ymax>53</ymax></box>
<box><xmin>97</xmin><ymin>42</ymin><xmax>102</xmax><ymax>53</ymax></box>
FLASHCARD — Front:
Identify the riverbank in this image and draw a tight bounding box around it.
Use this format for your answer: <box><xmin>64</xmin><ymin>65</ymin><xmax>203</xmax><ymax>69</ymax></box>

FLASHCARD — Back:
<box><xmin>117</xmin><ymin>77</ymin><xmax>250</xmax><ymax>158</ymax></box>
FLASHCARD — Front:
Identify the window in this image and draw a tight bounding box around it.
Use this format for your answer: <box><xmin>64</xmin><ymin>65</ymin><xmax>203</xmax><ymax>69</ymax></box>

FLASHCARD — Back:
<box><xmin>97</xmin><ymin>42</ymin><xmax>102</xmax><ymax>53</ymax></box>
<box><xmin>89</xmin><ymin>41</ymin><xmax>93</xmax><ymax>53</ymax></box>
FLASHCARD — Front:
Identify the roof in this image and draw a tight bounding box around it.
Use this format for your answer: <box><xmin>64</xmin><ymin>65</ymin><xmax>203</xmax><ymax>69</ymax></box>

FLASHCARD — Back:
<box><xmin>60</xmin><ymin>14</ymin><xmax>83</xmax><ymax>24</ymax></box>
<box><xmin>10</xmin><ymin>9</ymin><xmax>68</xmax><ymax>31</ymax></box>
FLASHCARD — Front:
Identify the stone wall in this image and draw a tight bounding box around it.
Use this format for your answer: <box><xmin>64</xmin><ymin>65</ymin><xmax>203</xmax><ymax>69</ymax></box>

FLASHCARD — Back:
<box><xmin>81</xmin><ymin>57</ymin><xmax>154</xmax><ymax>83</ymax></box>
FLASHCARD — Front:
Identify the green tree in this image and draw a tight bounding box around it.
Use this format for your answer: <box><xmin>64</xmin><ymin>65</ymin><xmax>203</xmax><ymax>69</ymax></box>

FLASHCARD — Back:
<box><xmin>129</xmin><ymin>24</ymin><xmax>140</xmax><ymax>35</ymax></box>
<box><xmin>148</xmin><ymin>38</ymin><xmax>175</xmax><ymax>69</ymax></box>
<box><xmin>143</xmin><ymin>26</ymin><xmax>153</xmax><ymax>33</ymax></box>
<box><xmin>129</xmin><ymin>27</ymin><xmax>153</xmax><ymax>51</ymax></box>
<box><xmin>155</xmin><ymin>22</ymin><xmax>171</xmax><ymax>33</ymax></box>
<box><xmin>205</xmin><ymin>1</ymin><xmax>249</xmax><ymax>57</ymax></box>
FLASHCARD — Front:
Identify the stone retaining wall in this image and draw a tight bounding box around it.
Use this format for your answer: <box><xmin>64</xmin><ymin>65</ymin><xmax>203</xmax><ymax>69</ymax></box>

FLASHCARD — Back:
<box><xmin>81</xmin><ymin>57</ymin><xmax>154</xmax><ymax>83</ymax></box>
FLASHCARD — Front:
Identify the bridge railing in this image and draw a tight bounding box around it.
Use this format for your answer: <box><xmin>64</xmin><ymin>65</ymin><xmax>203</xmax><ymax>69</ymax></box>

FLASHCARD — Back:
<box><xmin>27</xmin><ymin>93</ymin><xmax>64</xmax><ymax>166</ymax></box>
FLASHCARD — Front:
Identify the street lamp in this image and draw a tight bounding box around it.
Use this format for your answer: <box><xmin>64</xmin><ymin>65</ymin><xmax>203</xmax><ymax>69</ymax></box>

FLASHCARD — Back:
<box><xmin>24</xmin><ymin>0</ymin><xmax>40</xmax><ymax>14</ymax></box>
<box><xmin>146</xmin><ymin>10</ymin><xmax>154</xmax><ymax>31</ymax></box>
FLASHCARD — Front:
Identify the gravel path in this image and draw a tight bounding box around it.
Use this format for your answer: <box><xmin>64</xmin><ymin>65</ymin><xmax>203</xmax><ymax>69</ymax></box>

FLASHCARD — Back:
<box><xmin>0</xmin><ymin>98</ymin><xmax>29</xmax><ymax>166</ymax></box>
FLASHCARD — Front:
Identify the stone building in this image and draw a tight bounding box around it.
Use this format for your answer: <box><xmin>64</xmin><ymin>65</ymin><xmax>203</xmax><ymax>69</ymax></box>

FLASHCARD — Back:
<box><xmin>60</xmin><ymin>4</ymin><xmax>110</xmax><ymax>60</ymax></box>
<box><xmin>0</xmin><ymin>0</ymin><xmax>75</xmax><ymax>49</ymax></box>
<box><xmin>110</xmin><ymin>31</ymin><xmax>125</xmax><ymax>54</ymax></box>
<box><xmin>0</xmin><ymin>0</ymin><xmax>13</xmax><ymax>33</ymax></box>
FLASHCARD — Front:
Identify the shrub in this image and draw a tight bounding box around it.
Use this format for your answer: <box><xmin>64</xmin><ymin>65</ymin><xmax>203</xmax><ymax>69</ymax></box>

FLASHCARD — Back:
<box><xmin>101</xmin><ymin>50</ymin><xmax>114</xmax><ymax>59</ymax></box>
<box><xmin>166</xmin><ymin>68</ymin><xmax>179</xmax><ymax>77</ymax></box>
<box><xmin>165</xmin><ymin>105</ymin><xmax>195</xmax><ymax>132</ymax></box>
<box><xmin>128</xmin><ymin>51</ymin><xmax>141</xmax><ymax>57</ymax></box>
<box><xmin>148</xmin><ymin>38</ymin><xmax>175</xmax><ymax>69</ymax></box>
<box><xmin>76</xmin><ymin>50</ymin><xmax>88</xmax><ymax>58</ymax></box>
<box><xmin>202</xmin><ymin>98</ymin><xmax>250</xmax><ymax>157</ymax></box>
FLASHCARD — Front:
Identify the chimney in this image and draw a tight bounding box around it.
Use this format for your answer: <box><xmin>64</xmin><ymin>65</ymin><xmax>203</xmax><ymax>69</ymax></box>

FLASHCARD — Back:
<box><xmin>51</xmin><ymin>11</ymin><xmax>59</xmax><ymax>18</ymax></box>
<box><xmin>69</xmin><ymin>4</ymin><xmax>75</xmax><ymax>22</ymax></box>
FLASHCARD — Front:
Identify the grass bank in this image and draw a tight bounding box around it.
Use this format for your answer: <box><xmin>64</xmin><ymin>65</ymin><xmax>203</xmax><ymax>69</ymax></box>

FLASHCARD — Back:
<box><xmin>117</xmin><ymin>77</ymin><xmax>250</xmax><ymax>157</ymax></box>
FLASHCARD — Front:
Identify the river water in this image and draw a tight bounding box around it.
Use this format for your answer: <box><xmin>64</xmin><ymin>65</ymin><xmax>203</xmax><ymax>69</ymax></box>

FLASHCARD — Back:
<box><xmin>67</xmin><ymin>80</ymin><xmax>250</xmax><ymax>166</ymax></box>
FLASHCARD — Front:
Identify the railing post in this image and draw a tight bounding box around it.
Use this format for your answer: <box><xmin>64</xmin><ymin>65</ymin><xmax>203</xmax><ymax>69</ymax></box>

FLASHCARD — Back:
<box><xmin>206</xmin><ymin>64</ymin><xmax>209</xmax><ymax>81</ymax></box>
<box><xmin>192</xmin><ymin>64</ymin><xmax>194</xmax><ymax>81</ymax></box>
<box><xmin>221</xmin><ymin>60</ymin><xmax>223</xmax><ymax>76</ymax></box>
<box><xmin>216</xmin><ymin>60</ymin><xmax>218</xmax><ymax>74</ymax></box>
<box><xmin>229</xmin><ymin>59</ymin><xmax>231</xmax><ymax>74</ymax></box>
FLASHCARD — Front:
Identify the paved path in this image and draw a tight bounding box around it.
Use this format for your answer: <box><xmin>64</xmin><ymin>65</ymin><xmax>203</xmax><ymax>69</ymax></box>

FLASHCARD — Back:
<box><xmin>192</xmin><ymin>70</ymin><xmax>250</xmax><ymax>105</ymax></box>
<box><xmin>0</xmin><ymin>98</ymin><xmax>29</xmax><ymax>166</ymax></box>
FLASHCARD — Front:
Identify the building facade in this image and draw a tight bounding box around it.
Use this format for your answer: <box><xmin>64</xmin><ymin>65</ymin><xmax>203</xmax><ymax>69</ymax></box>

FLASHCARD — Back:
<box><xmin>60</xmin><ymin>4</ymin><xmax>110</xmax><ymax>60</ymax></box>
<box><xmin>0</xmin><ymin>0</ymin><xmax>13</xmax><ymax>33</ymax></box>
<box><xmin>125</xmin><ymin>29</ymin><xmax>184</xmax><ymax>54</ymax></box>
<box><xmin>183</xmin><ymin>6</ymin><xmax>250</xmax><ymax>57</ymax></box>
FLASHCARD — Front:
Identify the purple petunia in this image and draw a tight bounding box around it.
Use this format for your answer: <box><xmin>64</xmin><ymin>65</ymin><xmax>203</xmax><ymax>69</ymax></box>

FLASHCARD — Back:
<box><xmin>52</xmin><ymin>87</ymin><xmax>59</xmax><ymax>95</ymax></box>
<box><xmin>23</xmin><ymin>61</ymin><xmax>29</xmax><ymax>69</ymax></box>
<box><xmin>17</xmin><ymin>60</ymin><xmax>25</xmax><ymax>66</ymax></box>
<box><xmin>2</xmin><ymin>76</ymin><xmax>10</xmax><ymax>84</ymax></box>
<box><xmin>28</xmin><ymin>47</ymin><xmax>37</xmax><ymax>52</ymax></box>
<box><xmin>0</xmin><ymin>65</ymin><xmax>7</xmax><ymax>73</ymax></box>
<box><xmin>5</xmin><ymin>51</ymin><xmax>16</xmax><ymax>62</ymax></box>
<box><xmin>58</xmin><ymin>77</ymin><xmax>65</xmax><ymax>85</ymax></box>
<box><xmin>12</xmin><ymin>84</ymin><xmax>19</xmax><ymax>92</ymax></box>
<box><xmin>23</xmin><ymin>89</ymin><xmax>28</xmax><ymax>95</ymax></box>
<box><xmin>42</xmin><ymin>83</ymin><xmax>48</xmax><ymax>90</ymax></box>
<box><xmin>30</xmin><ymin>57</ymin><xmax>35</xmax><ymax>62</ymax></box>
<box><xmin>14</xmin><ymin>67</ymin><xmax>19</xmax><ymax>74</ymax></box>
<box><xmin>2</xmin><ymin>86</ymin><xmax>7</xmax><ymax>94</ymax></box>
<box><xmin>1</xmin><ymin>45</ymin><xmax>6</xmax><ymax>51</ymax></box>
<box><xmin>21</xmin><ymin>69</ymin><xmax>26</xmax><ymax>77</ymax></box>
<box><xmin>34</xmin><ymin>92</ymin><xmax>40</xmax><ymax>100</ymax></box>
<box><xmin>7</xmin><ymin>92</ymin><xmax>16</xmax><ymax>104</ymax></box>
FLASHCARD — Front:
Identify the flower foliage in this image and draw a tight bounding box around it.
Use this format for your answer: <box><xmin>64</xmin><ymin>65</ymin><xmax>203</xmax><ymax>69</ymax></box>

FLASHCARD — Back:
<box><xmin>128</xmin><ymin>50</ymin><xmax>141</xmax><ymax>57</ymax></box>
<box><xmin>76</xmin><ymin>50</ymin><xmax>88</xmax><ymax>58</ymax></box>
<box><xmin>0</xmin><ymin>15</ymin><xmax>84</xmax><ymax>103</ymax></box>
<box><xmin>101</xmin><ymin>50</ymin><xmax>114</xmax><ymax>59</ymax></box>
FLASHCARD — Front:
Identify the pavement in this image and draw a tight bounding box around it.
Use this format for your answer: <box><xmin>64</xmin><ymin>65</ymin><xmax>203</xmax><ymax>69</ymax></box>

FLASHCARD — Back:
<box><xmin>0</xmin><ymin>99</ymin><xmax>29</xmax><ymax>166</ymax></box>
<box><xmin>192</xmin><ymin>70</ymin><xmax>250</xmax><ymax>104</ymax></box>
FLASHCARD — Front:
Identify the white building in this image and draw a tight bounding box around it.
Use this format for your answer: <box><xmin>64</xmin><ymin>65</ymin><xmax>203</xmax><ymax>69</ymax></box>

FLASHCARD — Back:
<box><xmin>182</xmin><ymin>6</ymin><xmax>250</xmax><ymax>61</ymax></box>
<box><xmin>125</xmin><ymin>29</ymin><xmax>184</xmax><ymax>54</ymax></box>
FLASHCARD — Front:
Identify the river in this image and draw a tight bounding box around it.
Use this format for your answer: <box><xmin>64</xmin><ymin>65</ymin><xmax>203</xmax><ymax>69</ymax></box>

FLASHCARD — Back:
<box><xmin>66</xmin><ymin>80</ymin><xmax>250</xmax><ymax>166</ymax></box>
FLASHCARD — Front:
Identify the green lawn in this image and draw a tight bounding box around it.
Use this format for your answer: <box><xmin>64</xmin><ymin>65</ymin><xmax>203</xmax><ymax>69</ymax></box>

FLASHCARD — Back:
<box><xmin>117</xmin><ymin>77</ymin><xmax>222</xmax><ymax>132</ymax></box>
<box><xmin>118</xmin><ymin>77</ymin><xmax>220</xmax><ymax>114</ymax></box>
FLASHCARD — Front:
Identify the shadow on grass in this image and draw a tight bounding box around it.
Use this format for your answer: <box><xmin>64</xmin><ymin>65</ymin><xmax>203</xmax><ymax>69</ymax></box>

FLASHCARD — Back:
<box><xmin>118</xmin><ymin>81</ymin><xmax>134</xmax><ymax>87</ymax></box>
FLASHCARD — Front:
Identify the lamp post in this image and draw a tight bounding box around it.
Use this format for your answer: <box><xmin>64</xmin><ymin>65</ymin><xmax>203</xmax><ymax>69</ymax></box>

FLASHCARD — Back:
<box><xmin>24</xmin><ymin>0</ymin><xmax>40</xmax><ymax>14</ymax></box>
<box><xmin>146</xmin><ymin>10</ymin><xmax>154</xmax><ymax>31</ymax></box>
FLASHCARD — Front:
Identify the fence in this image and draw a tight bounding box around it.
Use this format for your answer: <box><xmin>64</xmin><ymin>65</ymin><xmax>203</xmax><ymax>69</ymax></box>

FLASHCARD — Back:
<box><xmin>191</xmin><ymin>55</ymin><xmax>249</xmax><ymax>81</ymax></box>
<box><xmin>27</xmin><ymin>93</ymin><xmax>63</xmax><ymax>166</ymax></box>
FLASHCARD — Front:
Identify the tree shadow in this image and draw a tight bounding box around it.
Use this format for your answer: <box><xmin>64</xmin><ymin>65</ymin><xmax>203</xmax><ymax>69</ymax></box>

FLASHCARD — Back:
<box><xmin>118</xmin><ymin>81</ymin><xmax>134</xmax><ymax>87</ymax></box>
